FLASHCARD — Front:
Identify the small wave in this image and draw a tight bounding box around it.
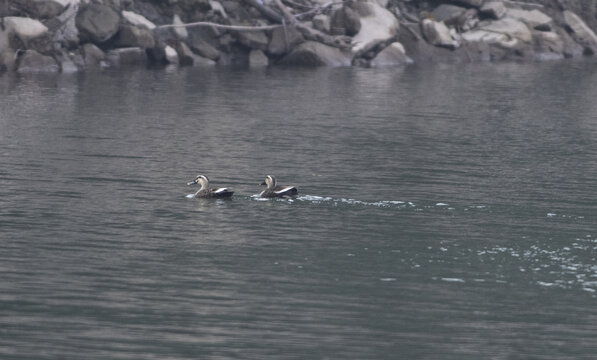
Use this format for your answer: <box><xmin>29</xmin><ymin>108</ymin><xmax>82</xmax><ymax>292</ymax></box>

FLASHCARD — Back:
<box><xmin>185</xmin><ymin>194</ymin><xmax>195</xmax><ymax>199</ymax></box>
<box><xmin>440</xmin><ymin>277</ymin><xmax>466</xmax><ymax>283</ymax></box>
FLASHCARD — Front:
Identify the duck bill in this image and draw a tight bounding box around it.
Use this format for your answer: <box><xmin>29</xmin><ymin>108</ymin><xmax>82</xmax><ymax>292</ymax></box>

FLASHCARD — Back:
<box><xmin>187</xmin><ymin>180</ymin><xmax>198</xmax><ymax>186</ymax></box>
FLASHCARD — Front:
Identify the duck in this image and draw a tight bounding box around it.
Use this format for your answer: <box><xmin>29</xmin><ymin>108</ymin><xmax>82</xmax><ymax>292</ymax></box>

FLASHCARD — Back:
<box><xmin>187</xmin><ymin>175</ymin><xmax>234</xmax><ymax>198</ymax></box>
<box><xmin>259</xmin><ymin>175</ymin><xmax>298</xmax><ymax>198</ymax></box>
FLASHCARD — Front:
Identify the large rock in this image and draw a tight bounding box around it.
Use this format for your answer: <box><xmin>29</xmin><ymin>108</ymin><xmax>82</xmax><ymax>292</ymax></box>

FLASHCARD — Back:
<box><xmin>114</xmin><ymin>25</ymin><xmax>155</xmax><ymax>49</ymax></box>
<box><xmin>50</xmin><ymin>0</ymin><xmax>80</xmax><ymax>48</ymax></box>
<box><xmin>174</xmin><ymin>41</ymin><xmax>216</xmax><ymax>66</ymax></box>
<box><xmin>105</xmin><ymin>47</ymin><xmax>148</xmax><ymax>67</ymax></box>
<box><xmin>506</xmin><ymin>8</ymin><xmax>552</xmax><ymax>31</ymax></box>
<box><xmin>448</xmin><ymin>0</ymin><xmax>482</xmax><ymax>8</ymax></box>
<box><xmin>76</xmin><ymin>4</ymin><xmax>120</xmax><ymax>44</ymax></box>
<box><xmin>16</xmin><ymin>50</ymin><xmax>59</xmax><ymax>73</ymax></box>
<box><xmin>172</xmin><ymin>14</ymin><xmax>188</xmax><ymax>39</ymax></box>
<box><xmin>351</xmin><ymin>0</ymin><xmax>399</xmax><ymax>53</ymax></box>
<box><xmin>462</xmin><ymin>18</ymin><xmax>532</xmax><ymax>47</ymax></box>
<box><xmin>12</xmin><ymin>0</ymin><xmax>69</xmax><ymax>19</ymax></box>
<box><xmin>4</xmin><ymin>17</ymin><xmax>49</xmax><ymax>44</ymax></box>
<box><xmin>188</xmin><ymin>35</ymin><xmax>220</xmax><ymax>60</ymax></box>
<box><xmin>279</xmin><ymin>41</ymin><xmax>351</xmax><ymax>67</ymax></box>
<box><xmin>235</xmin><ymin>29</ymin><xmax>269</xmax><ymax>51</ymax></box>
<box><xmin>312</xmin><ymin>14</ymin><xmax>331</xmax><ymax>34</ymax></box>
<box><xmin>421</xmin><ymin>19</ymin><xmax>459</xmax><ymax>49</ymax></box>
<box><xmin>480</xmin><ymin>1</ymin><xmax>506</xmax><ymax>20</ymax></box>
<box><xmin>563</xmin><ymin>10</ymin><xmax>597</xmax><ymax>55</ymax></box>
<box><xmin>370</xmin><ymin>42</ymin><xmax>413</xmax><ymax>67</ymax></box>
<box><xmin>122</xmin><ymin>10</ymin><xmax>156</xmax><ymax>30</ymax></box>
<box><xmin>432</xmin><ymin>4</ymin><xmax>467</xmax><ymax>24</ymax></box>
<box><xmin>82</xmin><ymin>43</ymin><xmax>105</xmax><ymax>65</ymax></box>
<box><xmin>267</xmin><ymin>26</ymin><xmax>304</xmax><ymax>56</ymax></box>
<box><xmin>249</xmin><ymin>49</ymin><xmax>268</xmax><ymax>67</ymax></box>
<box><xmin>164</xmin><ymin>45</ymin><xmax>179</xmax><ymax>64</ymax></box>
<box><xmin>532</xmin><ymin>30</ymin><xmax>564</xmax><ymax>61</ymax></box>
<box><xmin>330</xmin><ymin>5</ymin><xmax>361</xmax><ymax>36</ymax></box>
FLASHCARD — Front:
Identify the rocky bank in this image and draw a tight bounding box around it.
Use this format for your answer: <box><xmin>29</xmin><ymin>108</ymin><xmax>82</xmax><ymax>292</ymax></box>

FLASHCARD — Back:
<box><xmin>2</xmin><ymin>0</ymin><xmax>597</xmax><ymax>73</ymax></box>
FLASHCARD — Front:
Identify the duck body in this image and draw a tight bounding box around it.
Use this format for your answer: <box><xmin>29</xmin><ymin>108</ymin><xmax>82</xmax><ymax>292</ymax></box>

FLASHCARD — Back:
<box><xmin>188</xmin><ymin>175</ymin><xmax>234</xmax><ymax>199</ymax></box>
<box><xmin>259</xmin><ymin>175</ymin><xmax>298</xmax><ymax>198</ymax></box>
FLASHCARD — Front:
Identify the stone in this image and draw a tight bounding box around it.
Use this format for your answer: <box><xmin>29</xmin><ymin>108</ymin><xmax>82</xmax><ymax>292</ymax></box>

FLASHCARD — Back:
<box><xmin>448</xmin><ymin>0</ymin><xmax>482</xmax><ymax>8</ymax></box>
<box><xmin>188</xmin><ymin>36</ymin><xmax>220</xmax><ymax>60</ymax></box>
<box><xmin>51</xmin><ymin>0</ymin><xmax>79</xmax><ymax>48</ymax></box>
<box><xmin>76</xmin><ymin>4</ymin><xmax>120</xmax><ymax>44</ymax></box>
<box><xmin>267</xmin><ymin>26</ymin><xmax>304</xmax><ymax>56</ymax></box>
<box><xmin>12</xmin><ymin>0</ymin><xmax>69</xmax><ymax>19</ymax></box>
<box><xmin>279</xmin><ymin>41</ymin><xmax>351</xmax><ymax>67</ymax></box>
<box><xmin>312</xmin><ymin>14</ymin><xmax>331</xmax><ymax>34</ymax></box>
<box><xmin>172</xmin><ymin>14</ymin><xmax>188</xmax><ymax>40</ymax></box>
<box><xmin>209</xmin><ymin>1</ymin><xmax>228</xmax><ymax>18</ymax></box>
<box><xmin>235</xmin><ymin>30</ymin><xmax>269</xmax><ymax>51</ymax></box>
<box><xmin>16</xmin><ymin>50</ymin><xmax>59</xmax><ymax>73</ymax></box>
<box><xmin>463</xmin><ymin>18</ymin><xmax>532</xmax><ymax>45</ymax></box>
<box><xmin>421</xmin><ymin>19</ymin><xmax>459</xmax><ymax>49</ymax></box>
<box><xmin>480</xmin><ymin>1</ymin><xmax>506</xmax><ymax>20</ymax></box>
<box><xmin>114</xmin><ymin>25</ymin><xmax>155</xmax><ymax>49</ymax></box>
<box><xmin>506</xmin><ymin>8</ymin><xmax>552</xmax><ymax>31</ymax></box>
<box><xmin>4</xmin><ymin>17</ymin><xmax>49</xmax><ymax>44</ymax></box>
<box><xmin>105</xmin><ymin>47</ymin><xmax>147</xmax><ymax>67</ymax></box>
<box><xmin>370</xmin><ymin>42</ymin><xmax>413</xmax><ymax>67</ymax></box>
<box><xmin>82</xmin><ymin>43</ymin><xmax>105</xmax><ymax>65</ymax></box>
<box><xmin>351</xmin><ymin>0</ymin><xmax>400</xmax><ymax>53</ymax></box>
<box><xmin>164</xmin><ymin>45</ymin><xmax>179</xmax><ymax>64</ymax></box>
<box><xmin>532</xmin><ymin>30</ymin><xmax>564</xmax><ymax>61</ymax></box>
<box><xmin>249</xmin><ymin>49</ymin><xmax>268</xmax><ymax>67</ymax></box>
<box><xmin>122</xmin><ymin>10</ymin><xmax>156</xmax><ymax>30</ymax></box>
<box><xmin>330</xmin><ymin>6</ymin><xmax>361</xmax><ymax>36</ymax></box>
<box><xmin>432</xmin><ymin>4</ymin><xmax>467</xmax><ymax>24</ymax></box>
<box><xmin>563</xmin><ymin>10</ymin><xmax>597</xmax><ymax>55</ymax></box>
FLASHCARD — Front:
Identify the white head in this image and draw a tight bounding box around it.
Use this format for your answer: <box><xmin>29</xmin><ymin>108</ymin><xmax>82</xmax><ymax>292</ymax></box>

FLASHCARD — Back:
<box><xmin>188</xmin><ymin>175</ymin><xmax>210</xmax><ymax>190</ymax></box>
<box><xmin>260</xmin><ymin>175</ymin><xmax>276</xmax><ymax>189</ymax></box>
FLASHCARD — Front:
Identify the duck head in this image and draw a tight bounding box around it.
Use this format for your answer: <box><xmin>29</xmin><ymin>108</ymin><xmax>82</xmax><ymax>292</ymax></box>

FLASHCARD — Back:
<box><xmin>187</xmin><ymin>175</ymin><xmax>209</xmax><ymax>190</ymax></box>
<box><xmin>260</xmin><ymin>175</ymin><xmax>276</xmax><ymax>189</ymax></box>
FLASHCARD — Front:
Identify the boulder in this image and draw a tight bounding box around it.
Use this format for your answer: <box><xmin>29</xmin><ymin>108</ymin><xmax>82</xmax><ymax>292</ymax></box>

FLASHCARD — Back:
<box><xmin>279</xmin><ymin>41</ymin><xmax>351</xmax><ymax>67</ymax></box>
<box><xmin>235</xmin><ymin>30</ymin><xmax>269</xmax><ymax>50</ymax></box>
<box><xmin>351</xmin><ymin>0</ymin><xmax>400</xmax><ymax>53</ymax></box>
<box><xmin>12</xmin><ymin>0</ymin><xmax>69</xmax><ymax>19</ymax></box>
<box><xmin>16</xmin><ymin>50</ymin><xmax>59</xmax><ymax>73</ymax></box>
<box><xmin>249</xmin><ymin>49</ymin><xmax>268</xmax><ymax>67</ymax></box>
<box><xmin>76</xmin><ymin>4</ymin><xmax>120</xmax><ymax>44</ymax></box>
<box><xmin>164</xmin><ymin>45</ymin><xmax>179</xmax><ymax>64</ymax></box>
<box><xmin>267</xmin><ymin>26</ymin><xmax>304</xmax><ymax>56</ymax></box>
<box><xmin>122</xmin><ymin>10</ymin><xmax>156</xmax><ymax>30</ymax></box>
<box><xmin>172</xmin><ymin>14</ymin><xmax>188</xmax><ymax>40</ymax></box>
<box><xmin>174</xmin><ymin>41</ymin><xmax>215</xmax><ymax>66</ymax></box>
<box><xmin>312</xmin><ymin>14</ymin><xmax>331</xmax><ymax>34</ymax></box>
<box><xmin>370</xmin><ymin>42</ymin><xmax>413</xmax><ymax>67</ymax></box>
<box><xmin>480</xmin><ymin>1</ymin><xmax>506</xmax><ymax>20</ymax></box>
<box><xmin>448</xmin><ymin>0</ymin><xmax>482</xmax><ymax>8</ymax></box>
<box><xmin>431</xmin><ymin>4</ymin><xmax>467</xmax><ymax>24</ymax></box>
<box><xmin>532</xmin><ymin>30</ymin><xmax>564</xmax><ymax>61</ymax></box>
<box><xmin>462</xmin><ymin>18</ymin><xmax>532</xmax><ymax>46</ymax></box>
<box><xmin>188</xmin><ymin>35</ymin><xmax>220</xmax><ymax>60</ymax></box>
<box><xmin>506</xmin><ymin>9</ymin><xmax>552</xmax><ymax>31</ymax></box>
<box><xmin>82</xmin><ymin>43</ymin><xmax>105</xmax><ymax>65</ymax></box>
<box><xmin>51</xmin><ymin>0</ymin><xmax>79</xmax><ymax>48</ymax></box>
<box><xmin>114</xmin><ymin>25</ymin><xmax>155</xmax><ymax>49</ymax></box>
<box><xmin>563</xmin><ymin>10</ymin><xmax>597</xmax><ymax>55</ymax></box>
<box><xmin>209</xmin><ymin>0</ymin><xmax>228</xmax><ymax>18</ymax></box>
<box><xmin>330</xmin><ymin>6</ymin><xmax>361</xmax><ymax>36</ymax></box>
<box><xmin>421</xmin><ymin>19</ymin><xmax>459</xmax><ymax>49</ymax></box>
<box><xmin>105</xmin><ymin>47</ymin><xmax>147</xmax><ymax>66</ymax></box>
<box><xmin>4</xmin><ymin>17</ymin><xmax>49</xmax><ymax>45</ymax></box>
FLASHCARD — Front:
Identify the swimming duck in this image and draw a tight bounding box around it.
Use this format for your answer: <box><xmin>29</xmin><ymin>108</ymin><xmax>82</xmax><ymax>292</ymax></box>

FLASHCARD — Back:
<box><xmin>187</xmin><ymin>175</ymin><xmax>234</xmax><ymax>198</ymax></box>
<box><xmin>259</xmin><ymin>175</ymin><xmax>298</xmax><ymax>198</ymax></box>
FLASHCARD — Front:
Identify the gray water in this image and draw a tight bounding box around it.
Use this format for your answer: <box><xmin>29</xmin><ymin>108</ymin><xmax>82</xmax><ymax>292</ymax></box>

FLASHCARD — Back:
<box><xmin>1</xmin><ymin>61</ymin><xmax>597</xmax><ymax>360</ymax></box>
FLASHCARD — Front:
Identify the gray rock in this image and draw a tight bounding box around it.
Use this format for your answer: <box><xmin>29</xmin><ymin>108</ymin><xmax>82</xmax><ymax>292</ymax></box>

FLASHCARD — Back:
<box><xmin>122</xmin><ymin>10</ymin><xmax>156</xmax><ymax>30</ymax></box>
<box><xmin>235</xmin><ymin>30</ymin><xmax>269</xmax><ymax>51</ymax></box>
<box><xmin>12</xmin><ymin>0</ymin><xmax>67</xmax><ymax>19</ymax></box>
<box><xmin>17</xmin><ymin>50</ymin><xmax>59</xmax><ymax>73</ymax></box>
<box><xmin>370</xmin><ymin>42</ymin><xmax>413</xmax><ymax>67</ymax></box>
<box><xmin>4</xmin><ymin>17</ymin><xmax>49</xmax><ymax>44</ymax></box>
<box><xmin>172</xmin><ymin>15</ymin><xmax>188</xmax><ymax>40</ymax></box>
<box><xmin>279</xmin><ymin>41</ymin><xmax>351</xmax><ymax>67</ymax></box>
<box><xmin>105</xmin><ymin>47</ymin><xmax>147</xmax><ymax>67</ymax></box>
<box><xmin>331</xmin><ymin>6</ymin><xmax>361</xmax><ymax>36</ymax></box>
<box><xmin>312</xmin><ymin>14</ymin><xmax>331</xmax><ymax>34</ymax></box>
<box><xmin>114</xmin><ymin>25</ymin><xmax>155</xmax><ymax>49</ymax></box>
<box><xmin>351</xmin><ymin>1</ymin><xmax>399</xmax><ymax>54</ymax></box>
<box><xmin>249</xmin><ymin>49</ymin><xmax>268</xmax><ymax>67</ymax></box>
<box><xmin>532</xmin><ymin>30</ymin><xmax>564</xmax><ymax>61</ymax></box>
<box><xmin>421</xmin><ymin>19</ymin><xmax>459</xmax><ymax>49</ymax></box>
<box><xmin>82</xmin><ymin>43</ymin><xmax>105</xmax><ymax>65</ymax></box>
<box><xmin>164</xmin><ymin>45</ymin><xmax>179</xmax><ymax>64</ymax></box>
<box><xmin>267</xmin><ymin>26</ymin><xmax>304</xmax><ymax>56</ymax></box>
<box><xmin>432</xmin><ymin>4</ymin><xmax>467</xmax><ymax>24</ymax></box>
<box><xmin>51</xmin><ymin>1</ymin><xmax>80</xmax><ymax>49</ymax></box>
<box><xmin>448</xmin><ymin>0</ymin><xmax>482</xmax><ymax>8</ymax></box>
<box><xmin>76</xmin><ymin>4</ymin><xmax>120</xmax><ymax>44</ymax></box>
<box><xmin>563</xmin><ymin>10</ymin><xmax>597</xmax><ymax>55</ymax></box>
<box><xmin>506</xmin><ymin>8</ymin><xmax>552</xmax><ymax>31</ymax></box>
<box><xmin>480</xmin><ymin>1</ymin><xmax>506</xmax><ymax>20</ymax></box>
<box><xmin>188</xmin><ymin>35</ymin><xmax>220</xmax><ymax>60</ymax></box>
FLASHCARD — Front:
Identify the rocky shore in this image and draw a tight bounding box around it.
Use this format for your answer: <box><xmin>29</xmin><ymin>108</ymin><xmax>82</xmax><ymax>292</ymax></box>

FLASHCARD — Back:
<box><xmin>2</xmin><ymin>0</ymin><xmax>597</xmax><ymax>73</ymax></box>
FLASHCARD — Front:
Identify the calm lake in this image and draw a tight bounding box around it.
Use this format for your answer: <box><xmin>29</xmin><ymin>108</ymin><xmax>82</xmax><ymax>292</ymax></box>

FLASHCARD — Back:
<box><xmin>1</xmin><ymin>61</ymin><xmax>597</xmax><ymax>359</ymax></box>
